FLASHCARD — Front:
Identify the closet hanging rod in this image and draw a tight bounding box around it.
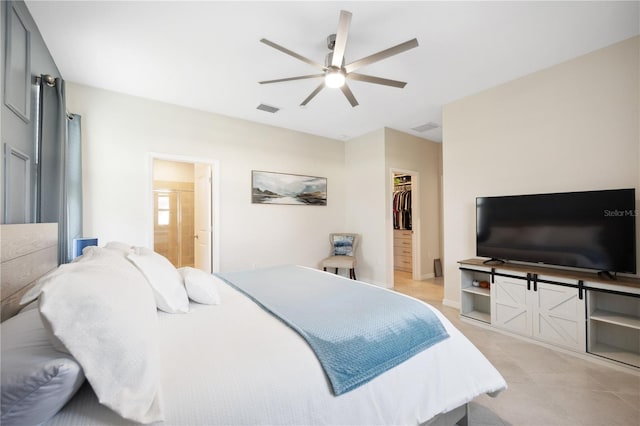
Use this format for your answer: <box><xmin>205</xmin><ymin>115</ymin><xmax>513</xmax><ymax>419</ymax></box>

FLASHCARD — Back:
<box><xmin>394</xmin><ymin>183</ymin><xmax>412</xmax><ymax>190</ymax></box>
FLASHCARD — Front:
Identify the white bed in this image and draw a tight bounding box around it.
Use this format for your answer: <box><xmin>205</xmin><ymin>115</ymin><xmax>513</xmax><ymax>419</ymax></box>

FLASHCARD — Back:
<box><xmin>0</xmin><ymin>224</ymin><xmax>506</xmax><ymax>425</ymax></box>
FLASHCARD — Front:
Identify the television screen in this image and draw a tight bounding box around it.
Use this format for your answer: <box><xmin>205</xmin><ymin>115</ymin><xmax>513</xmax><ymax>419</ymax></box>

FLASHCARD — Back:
<box><xmin>476</xmin><ymin>189</ymin><xmax>636</xmax><ymax>274</ymax></box>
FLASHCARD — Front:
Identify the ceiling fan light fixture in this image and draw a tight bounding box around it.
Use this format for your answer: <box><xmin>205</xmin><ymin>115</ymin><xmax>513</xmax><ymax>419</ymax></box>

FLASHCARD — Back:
<box><xmin>325</xmin><ymin>68</ymin><xmax>345</xmax><ymax>88</ymax></box>
<box><xmin>259</xmin><ymin>10</ymin><xmax>418</xmax><ymax>107</ymax></box>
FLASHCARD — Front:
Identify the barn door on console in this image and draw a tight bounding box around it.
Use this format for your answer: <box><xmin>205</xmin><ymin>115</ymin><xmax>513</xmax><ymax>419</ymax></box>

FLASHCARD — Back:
<box><xmin>491</xmin><ymin>275</ymin><xmax>532</xmax><ymax>336</ymax></box>
<box><xmin>532</xmin><ymin>282</ymin><xmax>586</xmax><ymax>351</ymax></box>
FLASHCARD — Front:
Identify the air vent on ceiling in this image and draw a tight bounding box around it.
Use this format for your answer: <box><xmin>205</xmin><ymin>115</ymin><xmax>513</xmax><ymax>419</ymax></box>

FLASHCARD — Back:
<box><xmin>411</xmin><ymin>122</ymin><xmax>440</xmax><ymax>133</ymax></box>
<box><xmin>257</xmin><ymin>103</ymin><xmax>280</xmax><ymax>113</ymax></box>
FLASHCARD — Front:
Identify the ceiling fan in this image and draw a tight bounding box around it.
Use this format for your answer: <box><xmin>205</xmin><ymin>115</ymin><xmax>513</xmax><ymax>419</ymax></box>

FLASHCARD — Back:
<box><xmin>259</xmin><ymin>10</ymin><xmax>418</xmax><ymax>107</ymax></box>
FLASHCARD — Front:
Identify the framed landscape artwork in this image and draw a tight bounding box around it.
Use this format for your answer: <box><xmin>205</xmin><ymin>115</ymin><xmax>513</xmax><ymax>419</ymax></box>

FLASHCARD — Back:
<box><xmin>252</xmin><ymin>171</ymin><xmax>327</xmax><ymax>206</ymax></box>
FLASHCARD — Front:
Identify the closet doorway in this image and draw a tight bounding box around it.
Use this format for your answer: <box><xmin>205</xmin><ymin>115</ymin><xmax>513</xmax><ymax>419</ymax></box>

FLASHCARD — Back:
<box><xmin>150</xmin><ymin>155</ymin><xmax>217</xmax><ymax>273</ymax></box>
<box><xmin>391</xmin><ymin>170</ymin><xmax>419</xmax><ymax>284</ymax></box>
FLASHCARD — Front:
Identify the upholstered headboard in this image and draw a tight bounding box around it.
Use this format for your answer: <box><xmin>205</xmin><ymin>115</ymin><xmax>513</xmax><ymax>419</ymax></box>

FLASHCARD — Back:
<box><xmin>0</xmin><ymin>223</ymin><xmax>58</xmax><ymax>321</ymax></box>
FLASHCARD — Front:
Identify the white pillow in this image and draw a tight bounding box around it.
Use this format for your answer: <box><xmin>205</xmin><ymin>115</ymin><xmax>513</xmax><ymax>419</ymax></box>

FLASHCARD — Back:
<box><xmin>1</xmin><ymin>309</ymin><xmax>85</xmax><ymax>426</ymax></box>
<box><xmin>38</xmin><ymin>247</ymin><xmax>164</xmax><ymax>423</ymax></box>
<box><xmin>127</xmin><ymin>248</ymin><xmax>190</xmax><ymax>314</ymax></box>
<box><xmin>104</xmin><ymin>241</ymin><xmax>134</xmax><ymax>255</ymax></box>
<box><xmin>20</xmin><ymin>245</ymin><xmax>123</xmax><ymax>306</ymax></box>
<box><xmin>178</xmin><ymin>267</ymin><xmax>222</xmax><ymax>305</ymax></box>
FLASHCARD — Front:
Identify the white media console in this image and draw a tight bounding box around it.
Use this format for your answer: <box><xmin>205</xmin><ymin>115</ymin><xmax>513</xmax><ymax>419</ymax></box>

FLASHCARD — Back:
<box><xmin>459</xmin><ymin>258</ymin><xmax>640</xmax><ymax>369</ymax></box>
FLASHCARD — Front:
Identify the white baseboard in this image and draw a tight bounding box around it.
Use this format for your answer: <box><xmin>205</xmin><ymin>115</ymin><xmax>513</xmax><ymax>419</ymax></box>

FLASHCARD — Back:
<box><xmin>420</xmin><ymin>273</ymin><xmax>436</xmax><ymax>280</ymax></box>
<box><xmin>442</xmin><ymin>298</ymin><xmax>460</xmax><ymax>309</ymax></box>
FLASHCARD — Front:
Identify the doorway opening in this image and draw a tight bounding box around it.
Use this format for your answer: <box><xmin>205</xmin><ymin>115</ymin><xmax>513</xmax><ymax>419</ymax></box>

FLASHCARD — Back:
<box><xmin>153</xmin><ymin>176</ymin><xmax>195</xmax><ymax>268</ymax></box>
<box><xmin>150</xmin><ymin>155</ymin><xmax>217</xmax><ymax>273</ymax></box>
<box><xmin>390</xmin><ymin>169</ymin><xmax>419</xmax><ymax>286</ymax></box>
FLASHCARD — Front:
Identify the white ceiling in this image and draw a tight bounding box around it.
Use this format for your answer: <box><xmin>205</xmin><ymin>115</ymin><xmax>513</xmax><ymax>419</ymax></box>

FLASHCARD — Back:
<box><xmin>25</xmin><ymin>1</ymin><xmax>639</xmax><ymax>142</ymax></box>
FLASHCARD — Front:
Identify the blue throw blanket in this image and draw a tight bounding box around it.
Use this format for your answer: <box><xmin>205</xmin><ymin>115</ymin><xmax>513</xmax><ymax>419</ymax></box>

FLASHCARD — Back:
<box><xmin>216</xmin><ymin>265</ymin><xmax>449</xmax><ymax>395</ymax></box>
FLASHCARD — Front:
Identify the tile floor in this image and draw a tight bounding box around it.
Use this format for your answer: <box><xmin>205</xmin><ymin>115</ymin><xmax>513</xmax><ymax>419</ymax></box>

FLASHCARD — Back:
<box><xmin>392</xmin><ymin>271</ymin><xmax>640</xmax><ymax>426</ymax></box>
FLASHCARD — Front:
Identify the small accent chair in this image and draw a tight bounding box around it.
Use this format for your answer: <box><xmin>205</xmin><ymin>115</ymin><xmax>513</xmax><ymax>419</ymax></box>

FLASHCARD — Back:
<box><xmin>320</xmin><ymin>233</ymin><xmax>359</xmax><ymax>279</ymax></box>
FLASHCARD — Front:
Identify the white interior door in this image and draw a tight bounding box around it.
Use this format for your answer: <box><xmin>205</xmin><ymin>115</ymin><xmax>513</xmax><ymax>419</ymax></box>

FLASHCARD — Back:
<box><xmin>194</xmin><ymin>164</ymin><xmax>212</xmax><ymax>273</ymax></box>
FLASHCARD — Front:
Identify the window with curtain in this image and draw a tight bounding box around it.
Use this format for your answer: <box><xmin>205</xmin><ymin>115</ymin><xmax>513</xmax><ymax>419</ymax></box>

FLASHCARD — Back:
<box><xmin>37</xmin><ymin>76</ymin><xmax>82</xmax><ymax>264</ymax></box>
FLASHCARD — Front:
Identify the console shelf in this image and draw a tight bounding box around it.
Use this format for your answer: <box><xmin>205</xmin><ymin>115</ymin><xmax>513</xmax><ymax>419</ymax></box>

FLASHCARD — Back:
<box><xmin>459</xmin><ymin>265</ymin><xmax>492</xmax><ymax>324</ymax></box>
<box><xmin>459</xmin><ymin>259</ymin><xmax>640</xmax><ymax>370</ymax></box>
<box><xmin>461</xmin><ymin>287</ymin><xmax>490</xmax><ymax>297</ymax></box>
<box><xmin>590</xmin><ymin>310</ymin><xmax>640</xmax><ymax>330</ymax></box>
<box><xmin>463</xmin><ymin>310</ymin><xmax>491</xmax><ymax>323</ymax></box>
<box><xmin>587</xmin><ymin>291</ymin><xmax>640</xmax><ymax>368</ymax></box>
<box><xmin>589</xmin><ymin>343</ymin><xmax>640</xmax><ymax>367</ymax></box>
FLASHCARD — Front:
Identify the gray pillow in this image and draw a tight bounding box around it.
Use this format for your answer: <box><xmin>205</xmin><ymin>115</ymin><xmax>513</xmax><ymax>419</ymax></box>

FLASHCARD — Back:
<box><xmin>1</xmin><ymin>308</ymin><xmax>85</xmax><ymax>425</ymax></box>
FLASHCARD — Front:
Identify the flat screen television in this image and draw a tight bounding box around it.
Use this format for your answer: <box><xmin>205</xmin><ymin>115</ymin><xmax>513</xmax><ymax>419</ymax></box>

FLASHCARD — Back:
<box><xmin>476</xmin><ymin>189</ymin><xmax>636</xmax><ymax>274</ymax></box>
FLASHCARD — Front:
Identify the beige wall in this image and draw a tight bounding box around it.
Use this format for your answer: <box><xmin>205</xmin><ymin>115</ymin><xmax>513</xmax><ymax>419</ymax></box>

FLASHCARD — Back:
<box><xmin>67</xmin><ymin>83</ymin><xmax>346</xmax><ymax>273</ymax></box>
<box><xmin>67</xmin><ymin>82</ymin><xmax>442</xmax><ymax>286</ymax></box>
<box><xmin>442</xmin><ymin>36</ymin><xmax>639</xmax><ymax>307</ymax></box>
<box><xmin>342</xmin><ymin>128</ymin><xmax>444</xmax><ymax>286</ymax></box>
<box><xmin>345</xmin><ymin>129</ymin><xmax>387</xmax><ymax>285</ymax></box>
<box><xmin>384</xmin><ymin>128</ymin><xmax>442</xmax><ymax>282</ymax></box>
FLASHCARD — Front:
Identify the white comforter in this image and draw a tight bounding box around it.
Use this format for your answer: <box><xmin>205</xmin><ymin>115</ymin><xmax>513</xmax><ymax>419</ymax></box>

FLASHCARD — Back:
<box><xmin>47</xmin><ymin>277</ymin><xmax>506</xmax><ymax>425</ymax></box>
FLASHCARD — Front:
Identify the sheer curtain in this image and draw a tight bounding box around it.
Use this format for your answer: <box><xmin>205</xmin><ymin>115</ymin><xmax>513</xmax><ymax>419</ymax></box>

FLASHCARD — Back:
<box><xmin>37</xmin><ymin>75</ymin><xmax>82</xmax><ymax>263</ymax></box>
<box><xmin>65</xmin><ymin>113</ymin><xmax>82</xmax><ymax>262</ymax></box>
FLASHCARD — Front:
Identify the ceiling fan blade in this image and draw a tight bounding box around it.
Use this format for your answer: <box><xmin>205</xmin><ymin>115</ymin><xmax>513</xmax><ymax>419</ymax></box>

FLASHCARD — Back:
<box><xmin>331</xmin><ymin>10</ymin><xmax>352</xmax><ymax>68</ymax></box>
<box><xmin>340</xmin><ymin>83</ymin><xmax>359</xmax><ymax>107</ymax></box>
<box><xmin>300</xmin><ymin>81</ymin><xmax>326</xmax><ymax>106</ymax></box>
<box><xmin>260</xmin><ymin>38</ymin><xmax>325</xmax><ymax>71</ymax></box>
<box><xmin>344</xmin><ymin>38</ymin><xmax>419</xmax><ymax>73</ymax></box>
<box><xmin>347</xmin><ymin>73</ymin><xmax>407</xmax><ymax>88</ymax></box>
<box><xmin>259</xmin><ymin>74</ymin><xmax>324</xmax><ymax>84</ymax></box>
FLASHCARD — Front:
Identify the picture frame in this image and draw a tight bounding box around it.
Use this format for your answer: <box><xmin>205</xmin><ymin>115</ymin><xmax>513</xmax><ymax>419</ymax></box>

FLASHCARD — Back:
<box><xmin>252</xmin><ymin>170</ymin><xmax>327</xmax><ymax>206</ymax></box>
